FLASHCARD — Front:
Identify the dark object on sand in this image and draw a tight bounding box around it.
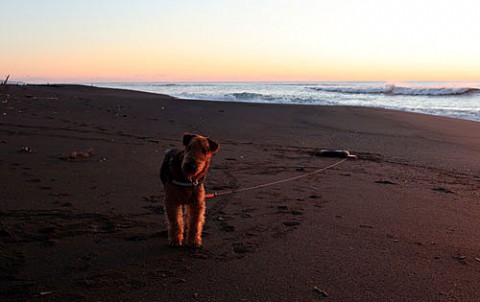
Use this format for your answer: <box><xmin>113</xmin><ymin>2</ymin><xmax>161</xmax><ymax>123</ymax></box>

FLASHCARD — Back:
<box><xmin>314</xmin><ymin>149</ymin><xmax>357</xmax><ymax>159</ymax></box>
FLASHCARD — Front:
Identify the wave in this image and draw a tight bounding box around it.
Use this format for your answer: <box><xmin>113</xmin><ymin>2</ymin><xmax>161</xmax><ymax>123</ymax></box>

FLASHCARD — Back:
<box><xmin>311</xmin><ymin>84</ymin><xmax>480</xmax><ymax>96</ymax></box>
<box><xmin>226</xmin><ymin>92</ymin><xmax>276</xmax><ymax>101</ymax></box>
<box><xmin>152</xmin><ymin>83</ymin><xmax>179</xmax><ymax>87</ymax></box>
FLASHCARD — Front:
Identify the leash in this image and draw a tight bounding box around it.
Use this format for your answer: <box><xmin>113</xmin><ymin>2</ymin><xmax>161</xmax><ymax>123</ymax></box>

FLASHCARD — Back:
<box><xmin>205</xmin><ymin>157</ymin><xmax>349</xmax><ymax>199</ymax></box>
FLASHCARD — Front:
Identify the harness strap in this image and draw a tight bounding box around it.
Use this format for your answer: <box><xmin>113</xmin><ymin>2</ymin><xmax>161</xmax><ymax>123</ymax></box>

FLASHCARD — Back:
<box><xmin>171</xmin><ymin>179</ymin><xmax>204</xmax><ymax>187</ymax></box>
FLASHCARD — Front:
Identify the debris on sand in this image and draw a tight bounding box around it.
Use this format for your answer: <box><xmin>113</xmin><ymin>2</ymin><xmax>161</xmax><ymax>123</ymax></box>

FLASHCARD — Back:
<box><xmin>375</xmin><ymin>180</ymin><xmax>397</xmax><ymax>185</ymax></box>
<box><xmin>313</xmin><ymin>286</ymin><xmax>329</xmax><ymax>298</ymax></box>
<box><xmin>70</xmin><ymin>148</ymin><xmax>94</xmax><ymax>159</ymax></box>
<box><xmin>432</xmin><ymin>187</ymin><xmax>454</xmax><ymax>194</ymax></box>
<box><xmin>313</xmin><ymin>149</ymin><xmax>357</xmax><ymax>159</ymax></box>
<box><xmin>18</xmin><ymin>146</ymin><xmax>33</xmax><ymax>153</ymax></box>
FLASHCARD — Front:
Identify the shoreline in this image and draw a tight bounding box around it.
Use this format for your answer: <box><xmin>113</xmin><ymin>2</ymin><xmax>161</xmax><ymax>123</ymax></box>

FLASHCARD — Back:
<box><xmin>89</xmin><ymin>81</ymin><xmax>480</xmax><ymax>123</ymax></box>
<box><xmin>8</xmin><ymin>83</ymin><xmax>480</xmax><ymax>124</ymax></box>
<box><xmin>1</xmin><ymin>84</ymin><xmax>480</xmax><ymax>301</ymax></box>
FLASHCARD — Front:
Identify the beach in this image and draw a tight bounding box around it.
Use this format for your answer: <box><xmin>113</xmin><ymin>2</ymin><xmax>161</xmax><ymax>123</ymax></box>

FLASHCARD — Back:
<box><xmin>1</xmin><ymin>84</ymin><xmax>480</xmax><ymax>301</ymax></box>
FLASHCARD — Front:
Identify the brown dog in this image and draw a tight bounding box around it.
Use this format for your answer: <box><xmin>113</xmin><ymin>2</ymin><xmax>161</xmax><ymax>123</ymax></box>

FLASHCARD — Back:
<box><xmin>160</xmin><ymin>133</ymin><xmax>219</xmax><ymax>248</ymax></box>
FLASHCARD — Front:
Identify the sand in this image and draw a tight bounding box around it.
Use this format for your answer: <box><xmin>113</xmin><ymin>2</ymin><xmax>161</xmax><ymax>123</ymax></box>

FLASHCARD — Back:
<box><xmin>1</xmin><ymin>84</ymin><xmax>480</xmax><ymax>301</ymax></box>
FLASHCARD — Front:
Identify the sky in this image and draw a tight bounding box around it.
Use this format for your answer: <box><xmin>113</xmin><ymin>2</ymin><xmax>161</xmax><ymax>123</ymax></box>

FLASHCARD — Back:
<box><xmin>1</xmin><ymin>0</ymin><xmax>480</xmax><ymax>83</ymax></box>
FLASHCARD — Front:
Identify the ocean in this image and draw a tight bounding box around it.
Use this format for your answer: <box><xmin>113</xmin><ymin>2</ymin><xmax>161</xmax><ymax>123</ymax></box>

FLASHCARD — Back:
<box><xmin>93</xmin><ymin>82</ymin><xmax>480</xmax><ymax>122</ymax></box>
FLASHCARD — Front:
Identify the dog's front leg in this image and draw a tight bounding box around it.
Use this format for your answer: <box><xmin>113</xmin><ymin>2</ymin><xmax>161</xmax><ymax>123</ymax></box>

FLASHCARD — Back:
<box><xmin>165</xmin><ymin>202</ymin><xmax>184</xmax><ymax>247</ymax></box>
<box><xmin>186</xmin><ymin>199</ymin><xmax>206</xmax><ymax>248</ymax></box>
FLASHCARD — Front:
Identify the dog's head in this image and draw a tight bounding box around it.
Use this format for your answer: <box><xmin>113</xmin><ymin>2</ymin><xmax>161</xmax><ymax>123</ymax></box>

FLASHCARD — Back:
<box><xmin>181</xmin><ymin>133</ymin><xmax>220</xmax><ymax>180</ymax></box>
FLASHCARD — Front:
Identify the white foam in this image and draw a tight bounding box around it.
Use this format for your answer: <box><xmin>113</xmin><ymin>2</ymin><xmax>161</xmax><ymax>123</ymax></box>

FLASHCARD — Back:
<box><xmin>312</xmin><ymin>84</ymin><xmax>479</xmax><ymax>96</ymax></box>
<box><xmin>389</xmin><ymin>85</ymin><xmax>476</xmax><ymax>96</ymax></box>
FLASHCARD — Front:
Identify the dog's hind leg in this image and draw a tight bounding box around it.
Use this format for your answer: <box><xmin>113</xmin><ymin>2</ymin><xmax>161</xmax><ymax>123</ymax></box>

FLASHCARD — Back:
<box><xmin>186</xmin><ymin>201</ymin><xmax>206</xmax><ymax>248</ymax></box>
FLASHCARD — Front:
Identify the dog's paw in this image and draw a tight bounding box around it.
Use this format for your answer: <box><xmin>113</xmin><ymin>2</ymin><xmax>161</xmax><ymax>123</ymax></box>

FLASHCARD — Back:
<box><xmin>186</xmin><ymin>243</ymin><xmax>202</xmax><ymax>250</ymax></box>
<box><xmin>168</xmin><ymin>239</ymin><xmax>183</xmax><ymax>247</ymax></box>
<box><xmin>186</xmin><ymin>238</ymin><xmax>202</xmax><ymax>249</ymax></box>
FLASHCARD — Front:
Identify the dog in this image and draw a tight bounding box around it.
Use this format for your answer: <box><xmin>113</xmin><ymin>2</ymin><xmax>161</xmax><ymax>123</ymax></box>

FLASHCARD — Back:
<box><xmin>160</xmin><ymin>133</ymin><xmax>219</xmax><ymax>248</ymax></box>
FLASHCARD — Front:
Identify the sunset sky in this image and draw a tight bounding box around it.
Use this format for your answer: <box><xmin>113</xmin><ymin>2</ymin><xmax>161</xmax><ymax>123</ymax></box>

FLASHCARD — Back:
<box><xmin>2</xmin><ymin>0</ymin><xmax>480</xmax><ymax>83</ymax></box>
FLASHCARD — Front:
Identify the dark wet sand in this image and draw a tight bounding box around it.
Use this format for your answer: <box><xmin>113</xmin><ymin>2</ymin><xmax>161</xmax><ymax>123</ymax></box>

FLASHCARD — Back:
<box><xmin>1</xmin><ymin>84</ymin><xmax>480</xmax><ymax>301</ymax></box>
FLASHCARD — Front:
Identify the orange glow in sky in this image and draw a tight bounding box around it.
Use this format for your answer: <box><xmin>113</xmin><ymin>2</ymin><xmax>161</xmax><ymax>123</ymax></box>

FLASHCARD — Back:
<box><xmin>1</xmin><ymin>0</ymin><xmax>480</xmax><ymax>83</ymax></box>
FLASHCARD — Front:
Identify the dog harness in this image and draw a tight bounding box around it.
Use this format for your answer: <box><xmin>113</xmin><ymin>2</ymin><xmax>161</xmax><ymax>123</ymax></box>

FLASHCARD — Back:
<box><xmin>171</xmin><ymin>178</ymin><xmax>204</xmax><ymax>188</ymax></box>
<box><xmin>160</xmin><ymin>149</ymin><xmax>205</xmax><ymax>189</ymax></box>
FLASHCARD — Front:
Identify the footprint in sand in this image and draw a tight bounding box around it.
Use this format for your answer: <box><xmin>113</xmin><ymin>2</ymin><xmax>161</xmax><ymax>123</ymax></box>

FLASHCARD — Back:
<box><xmin>283</xmin><ymin>221</ymin><xmax>301</xmax><ymax>227</ymax></box>
<box><xmin>232</xmin><ymin>243</ymin><xmax>255</xmax><ymax>254</ymax></box>
<box><xmin>91</xmin><ymin>219</ymin><xmax>116</xmax><ymax>233</ymax></box>
<box><xmin>221</xmin><ymin>225</ymin><xmax>235</xmax><ymax>232</ymax></box>
<box><xmin>290</xmin><ymin>209</ymin><xmax>304</xmax><ymax>215</ymax></box>
<box><xmin>25</xmin><ymin>178</ymin><xmax>41</xmax><ymax>183</ymax></box>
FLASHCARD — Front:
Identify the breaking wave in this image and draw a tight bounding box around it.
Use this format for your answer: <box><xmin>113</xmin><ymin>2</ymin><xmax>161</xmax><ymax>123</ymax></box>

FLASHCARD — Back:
<box><xmin>311</xmin><ymin>84</ymin><xmax>480</xmax><ymax>96</ymax></box>
<box><xmin>227</xmin><ymin>92</ymin><xmax>275</xmax><ymax>101</ymax></box>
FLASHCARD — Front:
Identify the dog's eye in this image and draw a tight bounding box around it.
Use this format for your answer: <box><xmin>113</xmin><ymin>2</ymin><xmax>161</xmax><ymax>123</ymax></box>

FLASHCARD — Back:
<box><xmin>201</xmin><ymin>147</ymin><xmax>207</xmax><ymax>155</ymax></box>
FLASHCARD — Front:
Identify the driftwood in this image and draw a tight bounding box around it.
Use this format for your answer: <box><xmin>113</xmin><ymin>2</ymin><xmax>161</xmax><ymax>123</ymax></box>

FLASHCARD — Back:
<box><xmin>1</xmin><ymin>74</ymin><xmax>10</xmax><ymax>85</ymax></box>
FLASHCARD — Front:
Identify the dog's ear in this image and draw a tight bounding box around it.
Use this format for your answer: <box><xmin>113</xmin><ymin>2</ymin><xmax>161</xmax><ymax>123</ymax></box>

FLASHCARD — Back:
<box><xmin>183</xmin><ymin>133</ymin><xmax>197</xmax><ymax>146</ymax></box>
<box><xmin>207</xmin><ymin>138</ymin><xmax>220</xmax><ymax>154</ymax></box>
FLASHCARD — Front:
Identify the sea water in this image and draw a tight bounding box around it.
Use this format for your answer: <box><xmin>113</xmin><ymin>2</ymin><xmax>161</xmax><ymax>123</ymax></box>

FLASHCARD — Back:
<box><xmin>93</xmin><ymin>82</ymin><xmax>480</xmax><ymax>122</ymax></box>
